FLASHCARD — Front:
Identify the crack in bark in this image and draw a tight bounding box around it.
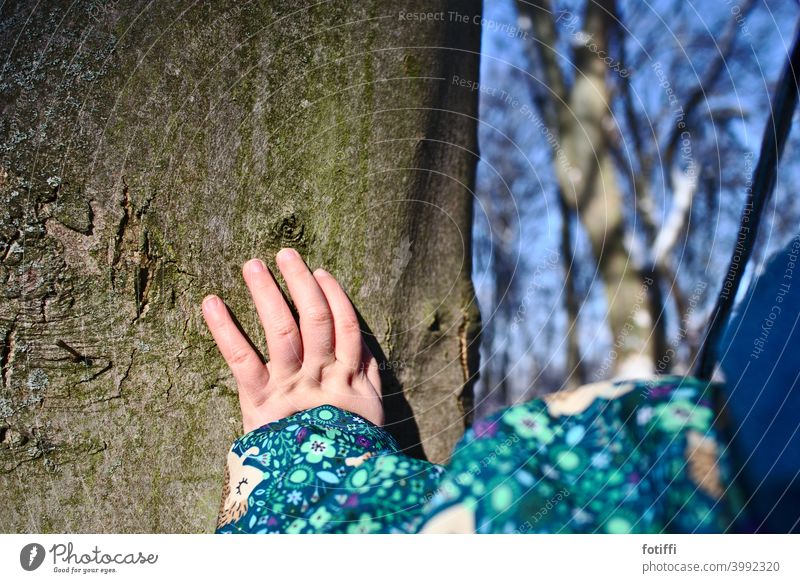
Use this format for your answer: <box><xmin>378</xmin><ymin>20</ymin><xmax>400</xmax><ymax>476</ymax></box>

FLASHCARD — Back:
<box><xmin>0</xmin><ymin>437</ymin><xmax>108</xmax><ymax>474</ymax></box>
<box><xmin>133</xmin><ymin>228</ymin><xmax>158</xmax><ymax>324</ymax></box>
<box><xmin>129</xmin><ymin>189</ymin><xmax>157</xmax><ymax>324</ymax></box>
<box><xmin>457</xmin><ymin>298</ymin><xmax>481</xmax><ymax>425</ymax></box>
<box><xmin>110</xmin><ymin>177</ymin><xmax>161</xmax><ymax>322</ymax></box>
<box><xmin>0</xmin><ymin>452</ymin><xmax>42</xmax><ymax>475</ymax></box>
<box><xmin>1</xmin><ymin>320</ymin><xmax>17</xmax><ymax>388</ymax></box>
<box><xmin>115</xmin><ymin>350</ymin><xmax>135</xmax><ymax>397</ymax></box>
<box><xmin>110</xmin><ymin>177</ymin><xmax>131</xmax><ymax>288</ymax></box>
<box><xmin>0</xmin><ymin>229</ymin><xmax>21</xmax><ymax>263</ymax></box>
<box><xmin>164</xmin><ymin>259</ymin><xmax>197</xmax><ymax>279</ymax></box>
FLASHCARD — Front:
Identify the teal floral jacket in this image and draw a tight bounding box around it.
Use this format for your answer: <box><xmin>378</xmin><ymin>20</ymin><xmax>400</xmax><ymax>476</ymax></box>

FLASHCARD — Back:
<box><xmin>215</xmin><ymin>376</ymin><xmax>739</xmax><ymax>533</ymax></box>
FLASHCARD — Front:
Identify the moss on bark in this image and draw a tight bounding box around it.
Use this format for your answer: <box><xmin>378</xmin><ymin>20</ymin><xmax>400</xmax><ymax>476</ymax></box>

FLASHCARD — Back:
<box><xmin>0</xmin><ymin>0</ymin><xmax>481</xmax><ymax>532</ymax></box>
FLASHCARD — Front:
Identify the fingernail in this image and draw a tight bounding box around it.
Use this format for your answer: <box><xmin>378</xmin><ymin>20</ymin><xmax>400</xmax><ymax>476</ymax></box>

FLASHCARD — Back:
<box><xmin>277</xmin><ymin>248</ymin><xmax>299</xmax><ymax>262</ymax></box>
<box><xmin>245</xmin><ymin>258</ymin><xmax>266</xmax><ymax>274</ymax></box>
<box><xmin>202</xmin><ymin>295</ymin><xmax>221</xmax><ymax>310</ymax></box>
<box><xmin>314</xmin><ymin>268</ymin><xmax>330</xmax><ymax>278</ymax></box>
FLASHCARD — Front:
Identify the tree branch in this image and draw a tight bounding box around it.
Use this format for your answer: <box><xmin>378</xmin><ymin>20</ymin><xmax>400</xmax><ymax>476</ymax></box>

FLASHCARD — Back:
<box><xmin>696</xmin><ymin>21</ymin><xmax>800</xmax><ymax>379</ymax></box>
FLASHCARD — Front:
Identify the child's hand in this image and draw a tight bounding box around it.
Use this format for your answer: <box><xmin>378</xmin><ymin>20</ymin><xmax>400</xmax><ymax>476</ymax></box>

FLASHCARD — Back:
<box><xmin>201</xmin><ymin>248</ymin><xmax>384</xmax><ymax>432</ymax></box>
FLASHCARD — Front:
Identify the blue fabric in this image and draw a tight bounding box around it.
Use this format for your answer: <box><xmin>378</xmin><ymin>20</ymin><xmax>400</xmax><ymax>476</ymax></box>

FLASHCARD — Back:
<box><xmin>720</xmin><ymin>233</ymin><xmax>800</xmax><ymax>532</ymax></box>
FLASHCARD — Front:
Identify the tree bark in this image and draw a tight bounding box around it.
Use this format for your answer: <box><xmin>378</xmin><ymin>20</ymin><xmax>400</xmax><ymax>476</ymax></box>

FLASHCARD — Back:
<box><xmin>558</xmin><ymin>193</ymin><xmax>585</xmax><ymax>390</ymax></box>
<box><xmin>519</xmin><ymin>0</ymin><xmax>655</xmax><ymax>377</ymax></box>
<box><xmin>0</xmin><ymin>0</ymin><xmax>481</xmax><ymax>533</ymax></box>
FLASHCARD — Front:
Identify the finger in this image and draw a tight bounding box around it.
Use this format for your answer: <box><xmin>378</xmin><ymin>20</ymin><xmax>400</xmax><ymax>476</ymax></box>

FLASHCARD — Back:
<box><xmin>201</xmin><ymin>294</ymin><xmax>269</xmax><ymax>396</ymax></box>
<box><xmin>242</xmin><ymin>258</ymin><xmax>303</xmax><ymax>376</ymax></box>
<box><xmin>313</xmin><ymin>268</ymin><xmax>363</xmax><ymax>372</ymax></box>
<box><xmin>275</xmin><ymin>248</ymin><xmax>335</xmax><ymax>368</ymax></box>
<box><xmin>362</xmin><ymin>338</ymin><xmax>381</xmax><ymax>394</ymax></box>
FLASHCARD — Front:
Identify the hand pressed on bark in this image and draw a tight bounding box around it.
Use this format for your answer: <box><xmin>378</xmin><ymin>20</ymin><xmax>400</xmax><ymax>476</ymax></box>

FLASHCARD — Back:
<box><xmin>201</xmin><ymin>247</ymin><xmax>384</xmax><ymax>433</ymax></box>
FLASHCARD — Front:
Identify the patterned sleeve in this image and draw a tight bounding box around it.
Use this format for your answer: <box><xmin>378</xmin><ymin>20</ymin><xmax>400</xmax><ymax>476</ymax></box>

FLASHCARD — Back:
<box><xmin>215</xmin><ymin>404</ymin><xmax>444</xmax><ymax>534</ymax></box>
<box><xmin>416</xmin><ymin>376</ymin><xmax>742</xmax><ymax>533</ymax></box>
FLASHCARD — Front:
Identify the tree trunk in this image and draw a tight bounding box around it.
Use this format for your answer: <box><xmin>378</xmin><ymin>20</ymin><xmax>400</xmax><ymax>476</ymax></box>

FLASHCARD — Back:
<box><xmin>558</xmin><ymin>193</ymin><xmax>585</xmax><ymax>390</ymax></box>
<box><xmin>0</xmin><ymin>0</ymin><xmax>481</xmax><ymax>533</ymax></box>
<box><xmin>519</xmin><ymin>0</ymin><xmax>655</xmax><ymax>377</ymax></box>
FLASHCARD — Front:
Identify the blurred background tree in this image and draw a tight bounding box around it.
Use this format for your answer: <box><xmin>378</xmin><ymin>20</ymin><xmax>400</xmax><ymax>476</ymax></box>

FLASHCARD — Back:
<box><xmin>474</xmin><ymin>0</ymin><xmax>800</xmax><ymax>414</ymax></box>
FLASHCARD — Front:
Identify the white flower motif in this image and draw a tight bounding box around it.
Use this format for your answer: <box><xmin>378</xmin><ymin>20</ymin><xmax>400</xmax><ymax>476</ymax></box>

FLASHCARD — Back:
<box><xmin>636</xmin><ymin>406</ymin><xmax>654</xmax><ymax>426</ymax></box>
<box><xmin>571</xmin><ymin>508</ymin><xmax>592</xmax><ymax>524</ymax></box>
<box><xmin>542</xmin><ymin>463</ymin><xmax>560</xmax><ymax>479</ymax></box>
<box><xmin>591</xmin><ymin>451</ymin><xmax>611</xmax><ymax>469</ymax></box>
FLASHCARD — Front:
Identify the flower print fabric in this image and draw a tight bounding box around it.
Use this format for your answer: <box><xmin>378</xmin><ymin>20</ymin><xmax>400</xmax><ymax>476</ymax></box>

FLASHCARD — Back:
<box><xmin>216</xmin><ymin>404</ymin><xmax>444</xmax><ymax>533</ymax></box>
<box><xmin>216</xmin><ymin>376</ymin><xmax>739</xmax><ymax>534</ymax></box>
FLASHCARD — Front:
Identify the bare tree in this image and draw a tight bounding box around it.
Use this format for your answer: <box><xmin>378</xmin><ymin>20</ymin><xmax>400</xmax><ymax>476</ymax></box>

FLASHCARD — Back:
<box><xmin>511</xmin><ymin>0</ymin><xmax>759</xmax><ymax>378</ymax></box>
<box><xmin>516</xmin><ymin>0</ymin><xmax>656</xmax><ymax>376</ymax></box>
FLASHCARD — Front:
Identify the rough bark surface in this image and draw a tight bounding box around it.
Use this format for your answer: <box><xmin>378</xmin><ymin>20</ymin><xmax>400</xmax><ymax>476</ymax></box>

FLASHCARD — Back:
<box><xmin>0</xmin><ymin>0</ymin><xmax>481</xmax><ymax>533</ymax></box>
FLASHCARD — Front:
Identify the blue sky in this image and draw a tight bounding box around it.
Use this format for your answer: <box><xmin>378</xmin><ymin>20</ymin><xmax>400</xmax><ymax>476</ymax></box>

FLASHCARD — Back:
<box><xmin>472</xmin><ymin>0</ymin><xmax>800</xmax><ymax>405</ymax></box>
